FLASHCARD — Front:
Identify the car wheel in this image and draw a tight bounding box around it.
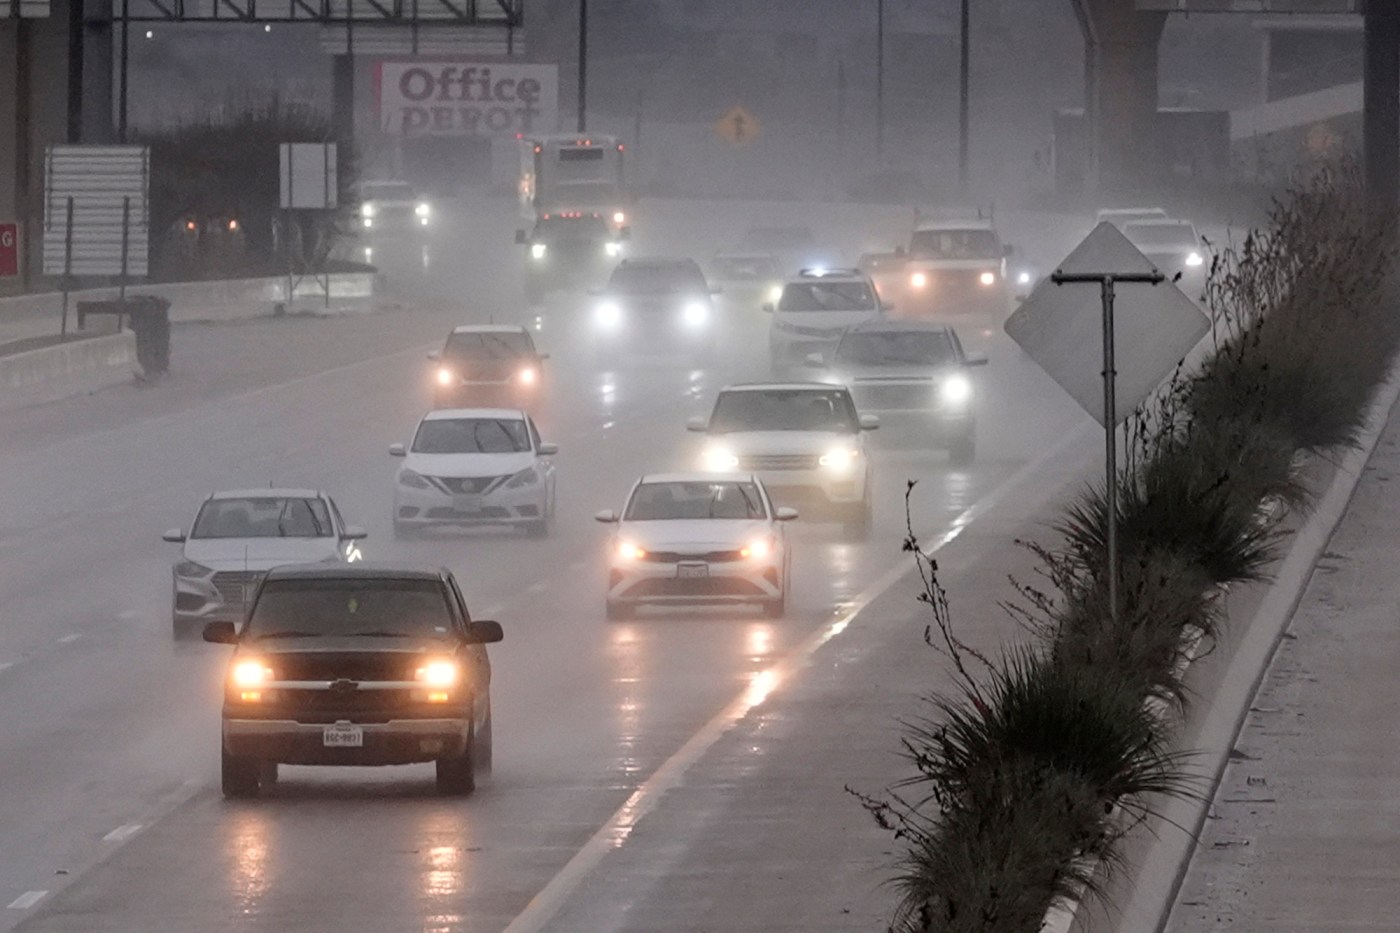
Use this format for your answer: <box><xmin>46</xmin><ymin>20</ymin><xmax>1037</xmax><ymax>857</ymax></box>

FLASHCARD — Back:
<box><xmin>762</xmin><ymin>589</ymin><xmax>786</xmax><ymax>619</ymax></box>
<box><xmin>258</xmin><ymin>761</ymin><xmax>280</xmax><ymax>787</ymax></box>
<box><xmin>221</xmin><ymin>747</ymin><xmax>261</xmax><ymax>799</ymax></box>
<box><xmin>949</xmin><ymin>429</ymin><xmax>976</xmax><ymax>467</ymax></box>
<box><xmin>843</xmin><ymin>496</ymin><xmax>872</xmax><ymax>539</ymax></box>
<box><xmin>605</xmin><ymin>599</ymin><xmax>633</xmax><ymax>621</ymax></box>
<box><xmin>475</xmin><ymin>704</ymin><xmax>493</xmax><ymax>776</ymax></box>
<box><xmin>435</xmin><ymin>741</ymin><xmax>476</xmax><ymax>796</ymax></box>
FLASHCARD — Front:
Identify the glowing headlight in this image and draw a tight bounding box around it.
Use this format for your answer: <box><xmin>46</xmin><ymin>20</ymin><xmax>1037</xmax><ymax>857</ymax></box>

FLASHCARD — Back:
<box><xmin>231</xmin><ymin>660</ymin><xmax>273</xmax><ymax>688</ymax></box>
<box><xmin>174</xmin><ymin>560</ymin><xmax>212</xmax><ymax>578</ymax></box>
<box><xmin>683</xmin><ymin>301</ymin><xmax>709</xmax><ymax>328</ymax></box>
<box><xmin>504</xmin><ymin>466</ymin><xmax>540</xmax><ymax>489</ymax></box>
<box><xmin>1017</xmin><ymin>271</ymin><xmax>1032</xmax><ymax>285</ymax></box>
<box><xmin>415</xmin><ymin>202</ymin><xmax>431</xmax><ymax>218</ymax></box>
<box><xmin>530</xmin><ymin>242</ymin><xmax>547</xmax><ymax>260</ymax></box>
<box><xmin>415</xmin><ymin>659</ymin><xmax>459</xmax><ymax>687</ymax></box>
<box><xmin>616</xmin><ymin>541</ymin><xmax>646</xmax><ymax>561</ymax></box>
<box><xmin>767</xmin><ymin>285</ymin><xmax>783</xmax><ymax>304</ymax></box>
<box><xmin>740</xmin><ymin>537</ymin><xmax>772</xmax><ymax>561</ymax></box>
<box><xmin>362</xmin><ymin>217</ymin><xmax>373</xmax><ymax>229</ymax></box>
<box><xmin>517</xmin><ymin>366</ymin><xmax>538</xmax><ymax>385</ymax></box>
<box><xmin>819</xmin><ymin>447</ymin><xmax>860</xmax><ymax>472</ymax></box>
<box><xmin>595</xmin><ymin>301</ymin><xmax>622</xmax><ymax>328</ymax></box>
<box><xmin>941</xmin><ymin>374</ymin><xmax>973</xmax><ymax>405</ymax></box>
<box><xmin>398</xmin><ymin>468</ymin><xmax>431</xmax><ymax>490</ymax></box>
<box><xmin>702</xmin><ymin>446</ymin><xmax>740</xmax><ymax>471</ymax></box>
<box><xmin>361</xmin><ymin>202</ymin><xmax>376</xmax><ymax>218</ymax></box>
<box><xmin>1185</xmin><ymin>252</ymin><xmax>1204</xmax><ymax>267</ymax></box>
<box><xmin>605</xmin><ymin>241</ymin><xmax>622</xmax><ymax>257</ymax></box>
<box><xmin>910</xmin><ymin>271</ymin><xmax>928</xmax><ymax>289</ymax></box>
<box><xmin>612</xmin><ymin>210</ymin><xmax>626</xmax><ymax>224</ymax></box>
<box><xmin>979</xmin><ymin>271</ymin><xmax>997</xmax><ymax>286</ymax></box>
<box><xmin>436</xmin><ymin>367</ymin><xmax>455</xmax><ymax>386</ymax></box>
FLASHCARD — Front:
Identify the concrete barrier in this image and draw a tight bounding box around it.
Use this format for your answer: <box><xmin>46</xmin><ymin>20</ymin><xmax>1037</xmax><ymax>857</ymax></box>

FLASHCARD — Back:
<box><xmin>0</xmin><ymin>332</ymin><xmax>140</xmax><ymax>411</ymax></box>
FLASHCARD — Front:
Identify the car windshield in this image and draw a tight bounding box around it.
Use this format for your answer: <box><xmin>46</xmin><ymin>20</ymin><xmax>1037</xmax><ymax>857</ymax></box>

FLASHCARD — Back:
<box><xmin>740</xmin><ymin>226</ymin><xmax>814</xmax><ymax>251</ymax></box>
<box><xmin>191</xmin><ymin>497</ymin><xmax>334</xmax><ymax>539</ymax></box>
<box><xmin>712</xmin><ymin>256</ymin><xmax>778</xmax><ymax>280</ymax></box>
<box><xmin>246</xmin><ymin>579</ymin><xmax>455</xmax><ymax>640</ymax></box>
<box><xmin>610</xmin><ymin>265</ymin><xmax>706</xmax><ymax>295</ymax></box>
<box><xmin>779</xmin><ymin>281</ymin><xmax>877</xmax><ymax>312</ymax></box>
<box><xmin>444</xmin><ymin>331</ymin><xmax>533</xmax><ymax>361</ymax></box>
<box><xmin>413</xmin><ymin>418</ymin><xmax>531</xmax><ymax>454</ymax></box>
<box><xmin>836</xmin><ymin>331</ymin><xmax>958</xmax><ymax>367</ymax></box>
<box><xmin>625</xmin><ymin>481</ymin><xmax>767</xmax><ymax>521</ymax></box>
<box><xmin>536</xmin><ymin>216</ymin><xmax>609</xmax><ymax>241</ymax></box>
<box><xmin>709</xmin><ymin>389</ymin><xmax>859</xmax><ymax>433</ymax></box>
<box><xmin>908</xmin><ymin>229</ymin><xmax>1001</xmax><ymax>260</ymax></box>
<box><xmin>1124</xmin><ymin>223</ymin><xmax>1198</xmax><ymax>248</ymax></box>
<box><xmin>362</xmin><ymin>183</ymin><xmax>416</xmax><ymax>201</ymax></box>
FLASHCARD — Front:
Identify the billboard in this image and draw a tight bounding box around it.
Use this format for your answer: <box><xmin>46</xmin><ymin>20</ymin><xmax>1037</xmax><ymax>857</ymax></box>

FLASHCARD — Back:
<box><xmin>375</xmin><ymin>61</ymin><xmax>558</xmax><ymax>138</ymax></box>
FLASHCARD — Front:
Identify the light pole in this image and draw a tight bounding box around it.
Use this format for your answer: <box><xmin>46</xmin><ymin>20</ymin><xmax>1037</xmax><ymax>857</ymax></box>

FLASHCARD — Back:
<box><xmin>958</xmin><ymin>0</ymin><xmax>969</xmax><ymax>193</ymax></box>
<box><xmin>875</xmin><ymin>0</ymin><xmax>884</xmax><ymax>160</ymax></box>
<box><xmin>577</xmin><ymin>0</ymin><xmax>588</xmax><ymax>133</ymax></box>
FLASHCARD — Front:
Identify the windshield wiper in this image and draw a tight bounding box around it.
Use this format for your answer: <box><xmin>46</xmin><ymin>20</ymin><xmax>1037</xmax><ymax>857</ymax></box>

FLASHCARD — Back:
<box><xmin>255</xmin><ymin>630</ymin><xmax>322</xmax><ymax>640</ymax></box>
<box><xmin>346</xmin><ymin>630</ymin><xmax>415</xmax><ymax>638</ymax></box>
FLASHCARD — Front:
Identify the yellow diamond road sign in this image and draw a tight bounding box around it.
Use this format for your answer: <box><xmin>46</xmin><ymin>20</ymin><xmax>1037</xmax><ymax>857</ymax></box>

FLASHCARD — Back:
<box><xmin>716</xmin><ymin>106</ymin><xmax>760</xmax><ymax>145</ymax></box>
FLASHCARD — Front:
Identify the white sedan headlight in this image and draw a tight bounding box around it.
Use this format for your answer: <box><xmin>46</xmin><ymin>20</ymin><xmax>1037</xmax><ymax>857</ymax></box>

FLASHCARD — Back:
<box><xmin>910</xmin><ymin>271</ymin><xmax>928</xmax><ymax>289</ymax></box>
<box><xmin>683</xmin><ymin>301</ymin><xmax>709</xmax><ymax>328</ymax></box>
<box><xmin>767</xmin><ymin>285</ymin><xmax>783</xmax><ymax>304</ymax></box>
<box><xmin>361</xmin><ymin>202</ymin><xmax>377</xmax><ymax>219</ymax></box>
<box><xmin>595</xmin><ymin>301</ymin><xmax>622</xmax><ymax>328</ymax></box>
<box><xmin>819</xmin><ymin>447</ymin><xmax>860</xmax><ymax>473</ymax></box>
<box><xmin>941</xmin><ymin>374</ymin><xmax>973</xmax><ymax>406</ymax></box>
<box><xmin>979</xmin><ymin>271</ymin><xmax>997</xmax><ymax>286</ymax></box>
<box><xmin>605</xmin><ymin>241</ymin><xmax>622</xmax><ymax>257</ymax></box>
<box><xmin>504</xmin><ymin>467</ymin><xmax>540</xmax><ymax>489</ymax></box>
<box><xmin>530</xmin><ymin>242</ymin><xmax>547</xmax><ymax>260</ymax></box>
<box><xmin>1016</xmin><ymin>271</ymin><xmax>1032</xmax><ymax>285</ymax></box>
<box><xmin>398</xmin><ymin>468</ymin><xmax>432</xmax><ymax>490</ymax></box>
<box><xmin>701</xmin><ymin>445</ymin><xmax>739</xmax><ymax>471</ymax></box>
<box><xmin>415</xmin><ymin>202</ymin><xmax>431</xmax><ymax>218</ymax></box>
<box><xmin>174</xmin><ymin>560</ymin><xmax>212</xmax><ymax>578</ymax></box>
<box><xmin>1185</xmin><ymin>251</ymin><xmax>1204</xmax><ymax>267</ymax></box>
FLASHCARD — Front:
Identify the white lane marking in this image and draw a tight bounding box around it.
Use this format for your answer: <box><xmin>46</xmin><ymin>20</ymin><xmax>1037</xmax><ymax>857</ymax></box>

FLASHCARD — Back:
<box><xmin>7</xmin><ymin>891</ymin><xmax>46</xmax><ymax>910</ymax></box>
<box><xmin>501</xmin><ymin>421</ymin><xmax>1096</xmax><ymax>933</ymax></box>
<box><xmin>57</xmin><ymin>634</ymin><xmax>81</xmax><ymax>644</ymax></box>
<box><xmin>102</xmin><ymin>823</ymin><xmax>143</xmax><ymax>843</ymax></box>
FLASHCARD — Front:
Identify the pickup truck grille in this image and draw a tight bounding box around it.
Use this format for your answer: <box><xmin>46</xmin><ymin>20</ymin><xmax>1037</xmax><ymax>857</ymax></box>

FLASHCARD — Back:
<box><xmin>740</xmin><ymin>454</ymin><xmax>820</xmax><ymax>471</ymax></box>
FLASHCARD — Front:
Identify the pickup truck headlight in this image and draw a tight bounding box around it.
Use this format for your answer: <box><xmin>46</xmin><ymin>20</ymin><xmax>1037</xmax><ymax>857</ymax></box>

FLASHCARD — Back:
<box><xmin>979</xmin><ymin>271</ymin><xmax>997</xmax><ymax>286</ymax></box>
<box><xmin>530</xmin><ymin>243</ymin><xmax>547</xmax><ymax>260</ymax></box>
<box><xmin>415</xmin><ymin>202</ymin><xmax>431</xmax><ymax>218</ymax></box>
<box><xmin>415</xmin><ymin>659</ymin><xmax>459</xmax><ymax>687</ymax></box>
<box><xmin>910</xmin><ymin>271</ymin><xmax>928</xmax><ymax>289</ymax></box>
<box><xmin>595</xmin><ymin>301</ymin><xmax>622</xmax><ymax>329</ymax></box>
<box><xmin>941</xmin><ymin>374</ymin><xmax>973</xmax><ymax>406</ymax></box>
<box><xmin>701</xmin><ymin>445</ymin><xmax>739</xmax><ymax>471</ymax></box>
<box><xmin>231</xmin><ymin>659</ymin><xmax>274</xmax><ymax>688</ymax></box>
<box><xmin>683</xmin><ymin>301</ymin><xmax>709</xmax><ymax>328</ymax></box>
<box><xmin>605</xmin><ymin>241</ymin><xmax>622</xmax><ymax>257</ymax></box>
<box><xmin>819</xmin><ymin>447</ymin><xmax>860</xmax><ymax>473</ymax></box>
<box><xmin>1185</xmin><ymin>251</ymin><xmax>1204</xmax><ymax>267</ymax></box>
<box><xmin>174</xmin><ymin>560</ymin><xmax>212</xmax><ymax>578</ymax></box>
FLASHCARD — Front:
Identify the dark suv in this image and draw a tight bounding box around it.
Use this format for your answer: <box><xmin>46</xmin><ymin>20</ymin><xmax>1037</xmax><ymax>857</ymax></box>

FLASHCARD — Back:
<box><xmin>203</xmin><ymin>563</ymin><xmax>503</xmax><ymax>798</ymax></box>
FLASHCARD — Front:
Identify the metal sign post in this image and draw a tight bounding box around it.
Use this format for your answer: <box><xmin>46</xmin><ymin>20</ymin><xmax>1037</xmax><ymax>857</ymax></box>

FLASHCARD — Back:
<box><xmin>60</xmin><ymin>197</ymin><xmax>73</xmax><ymax>336</ymax></box>
<box><xmin>1050</xmin><ymin>270</ymin><xmax>1164</xmax><ymax>621</ymax></box>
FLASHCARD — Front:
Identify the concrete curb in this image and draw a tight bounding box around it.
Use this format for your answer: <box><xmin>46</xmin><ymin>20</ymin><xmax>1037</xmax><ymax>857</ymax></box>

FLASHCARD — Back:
<box><xmin>1106</xmin><ymin>368</ymin><xmax>1400</xmax><ymax>933</ymax></box>
<box><xmin>0</xmin><ymin>332</ymin><xmax>140</xmax><ymax>411</ymax></box>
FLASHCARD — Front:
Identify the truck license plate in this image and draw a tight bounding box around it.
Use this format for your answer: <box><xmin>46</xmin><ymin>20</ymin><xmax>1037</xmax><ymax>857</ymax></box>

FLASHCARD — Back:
<box><xmin>676</xmin><ymin>563</ymin><xmax>709</xmax><ymax>579</ymax></box>
<box><xmin>323</xmin><ymin>724</ymin><xmax>363</xmax><ymax>747</ymax></box>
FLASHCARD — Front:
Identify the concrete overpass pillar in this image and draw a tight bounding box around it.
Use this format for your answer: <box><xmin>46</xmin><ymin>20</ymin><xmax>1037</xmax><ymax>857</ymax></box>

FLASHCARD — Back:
<box><xmin>1364</xmin><ymin>4</ymin><xmax>1400</xmax><ymax>207</ymax></box>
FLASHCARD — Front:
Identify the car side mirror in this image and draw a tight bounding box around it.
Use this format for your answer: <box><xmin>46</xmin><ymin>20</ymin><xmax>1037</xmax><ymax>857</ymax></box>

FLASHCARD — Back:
<box><xmin>594</xmin><ymin>509</ymin><xmax>620</xmax><ymax>524</ymax></box>
<box><xmin>514</xmin><ymin>229</ymin><xmax>528</xmax><ymax>245</ymax></box>
<box><xmin>803</xmin><ymin>353</ymin><xmax>826</xmax><ymax>369</ymax></box>
<box><xmin>427</xmin><ymin>350</ymin><xmax>441</xmax><ymax>361</ymax></box>
<box><xmin>342</xmin><ymin>525</ymin><xmax>368</xmax><ymax>541</ymax></box>
<box><xmin>537</xmin><ymin>442</ymin><xmax>559</xmax><ymax>456</ymax></box>
<box><xmin>464</xmin><ymin>619</ymin><xmax>504</xmax><ymax>644</ymax></box>
<box><xmin>761</xmin><ymin>303</ymin><xmax>775</xmax><ymax>314</ymax></box>
<box><xmin>859</xmin><ymin>413</ymin><xmax>881</xmax><ymax>431</ymax></box>
<box><xmin>389</xmin><ymin>443</ymin><xmax>407</xmax><ymax>457</ymax></box>
<box><xmin>162</xmin><ymin>527</ymin><xmax>186</xmax><ymax>543</ymax></box>
<box><xmin>775</xmin><ymin>507</ymin><xmax>799</xmax><ymax>522</ymax></box>
<box><xmin>965</xmin><ymin>356</ymin><xmax>989</xmax><ymax>368</ymax></box>
<box><xmin>686</xmin><ymin>416</ymin><xmax>708</xmax><ymax>433</ymax></box>
<box><xmin>203</xmin><ymin>621</ymin><xmax>238</xmax><ymax>644</ymax></box>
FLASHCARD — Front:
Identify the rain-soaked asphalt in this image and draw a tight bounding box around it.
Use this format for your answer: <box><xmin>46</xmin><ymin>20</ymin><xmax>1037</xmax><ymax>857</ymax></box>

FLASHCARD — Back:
<box><xmin>0</xmin><ymin>196</ymin><xmax>1088</xmax><ymax>931</ymax></box>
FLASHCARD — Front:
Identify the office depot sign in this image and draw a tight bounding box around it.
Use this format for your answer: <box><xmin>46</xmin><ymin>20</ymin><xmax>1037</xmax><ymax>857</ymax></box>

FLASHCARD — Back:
<box><xmin>376</xmin><ymin>61</ymin><xmax>558</xmax><ymax>137</ymax></box>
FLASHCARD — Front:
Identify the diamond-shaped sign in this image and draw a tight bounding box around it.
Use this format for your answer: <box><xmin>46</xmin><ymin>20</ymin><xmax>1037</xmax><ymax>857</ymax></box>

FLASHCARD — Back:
<box><xmin>715</xmin><ymin>106</ymin><xmax>760</xmax><ymax>145</ymax></box>
<box><xmin>1004</xmin><ymin>222</ymin><xmax>1210</xmax><ymax>426</ymax></box>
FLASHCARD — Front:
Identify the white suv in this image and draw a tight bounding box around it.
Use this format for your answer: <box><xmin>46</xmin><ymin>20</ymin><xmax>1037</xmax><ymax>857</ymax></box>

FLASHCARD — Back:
<box><xmin>689</xmin><ymin>383</ymin><xmax>878</xmax><ymax>535</ymax></box>
<box><xmin>765</xmin><ymin>268</ymin><xmax>883</xmax><ymax>372</ymax></box>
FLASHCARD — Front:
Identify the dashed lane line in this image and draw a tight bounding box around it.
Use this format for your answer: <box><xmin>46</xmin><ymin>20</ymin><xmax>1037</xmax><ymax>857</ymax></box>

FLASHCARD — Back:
<box><xmin>102</xmin><ymin>823</ymin><xmax>143</xmax><ymax>843</ymax></box>
<box><xmin>6</xmin><ymin>891</ymin><xmax>46</xmax><ymax>910</ymax></box>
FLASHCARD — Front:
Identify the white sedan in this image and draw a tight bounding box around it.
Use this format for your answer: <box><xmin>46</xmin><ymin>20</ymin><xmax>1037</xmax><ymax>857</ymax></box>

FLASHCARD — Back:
<box><xmin>594</xmin><ymin>473</ymin><xmax>797</xmax><ymax>620</ymax></box>
<box><xmin>391</xmin><ymin>408</ymin><xmax>558</xmax><ymax>538</ymax></box>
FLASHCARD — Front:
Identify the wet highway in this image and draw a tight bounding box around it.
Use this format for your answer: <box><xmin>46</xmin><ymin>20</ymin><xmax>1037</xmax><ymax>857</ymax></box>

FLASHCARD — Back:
<box><xmin>0</xmin><ymin>196</ymin><xmax>1088</xmax><ymax>931</ymax></box>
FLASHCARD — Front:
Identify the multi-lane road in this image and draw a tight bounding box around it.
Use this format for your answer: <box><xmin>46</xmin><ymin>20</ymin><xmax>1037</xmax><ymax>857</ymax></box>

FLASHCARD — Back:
<box><xmin>0</xmin><ymin>196</ymin><xmax>1091</xmax><ymax>931</ymax></box>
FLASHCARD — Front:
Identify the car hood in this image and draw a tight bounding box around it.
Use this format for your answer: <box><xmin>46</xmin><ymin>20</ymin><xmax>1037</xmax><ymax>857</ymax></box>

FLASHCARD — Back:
<box><xmin>839</xmin><ymin>363</ymin><xmax>960</xmax><ymax>383</ymax></box>
<box><xmin>240</xmin><ymin>637</ymin><xmax>452</xmax><ymax>656</ymax></box>
<box><xmin>616</xmin><ymin>519</ymin><xmax>772</xmax><ymax>550</ymax></box>
<box><xmin>906</xmin><ymin>258</ymin><xmax>1001</xmax><ymax>270</ymax></box>
<box><xmin>773</xmin><ymin>310</ymin><xmax>879</xmax><ymax>332</ymax></box>
<box><xmin>709</xmin><ymin>430</ymin><xmax>859</xmax><ymax>454</ymax></box>
<box><xmin>404</xmin><ymin>451</ymin><xmax>535</xmax><ymax>478</ymax></box>
<box><xmin>183</xmin><ymin>537</ymin><xmax>342</xmax><ymax>571</ymax></box>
